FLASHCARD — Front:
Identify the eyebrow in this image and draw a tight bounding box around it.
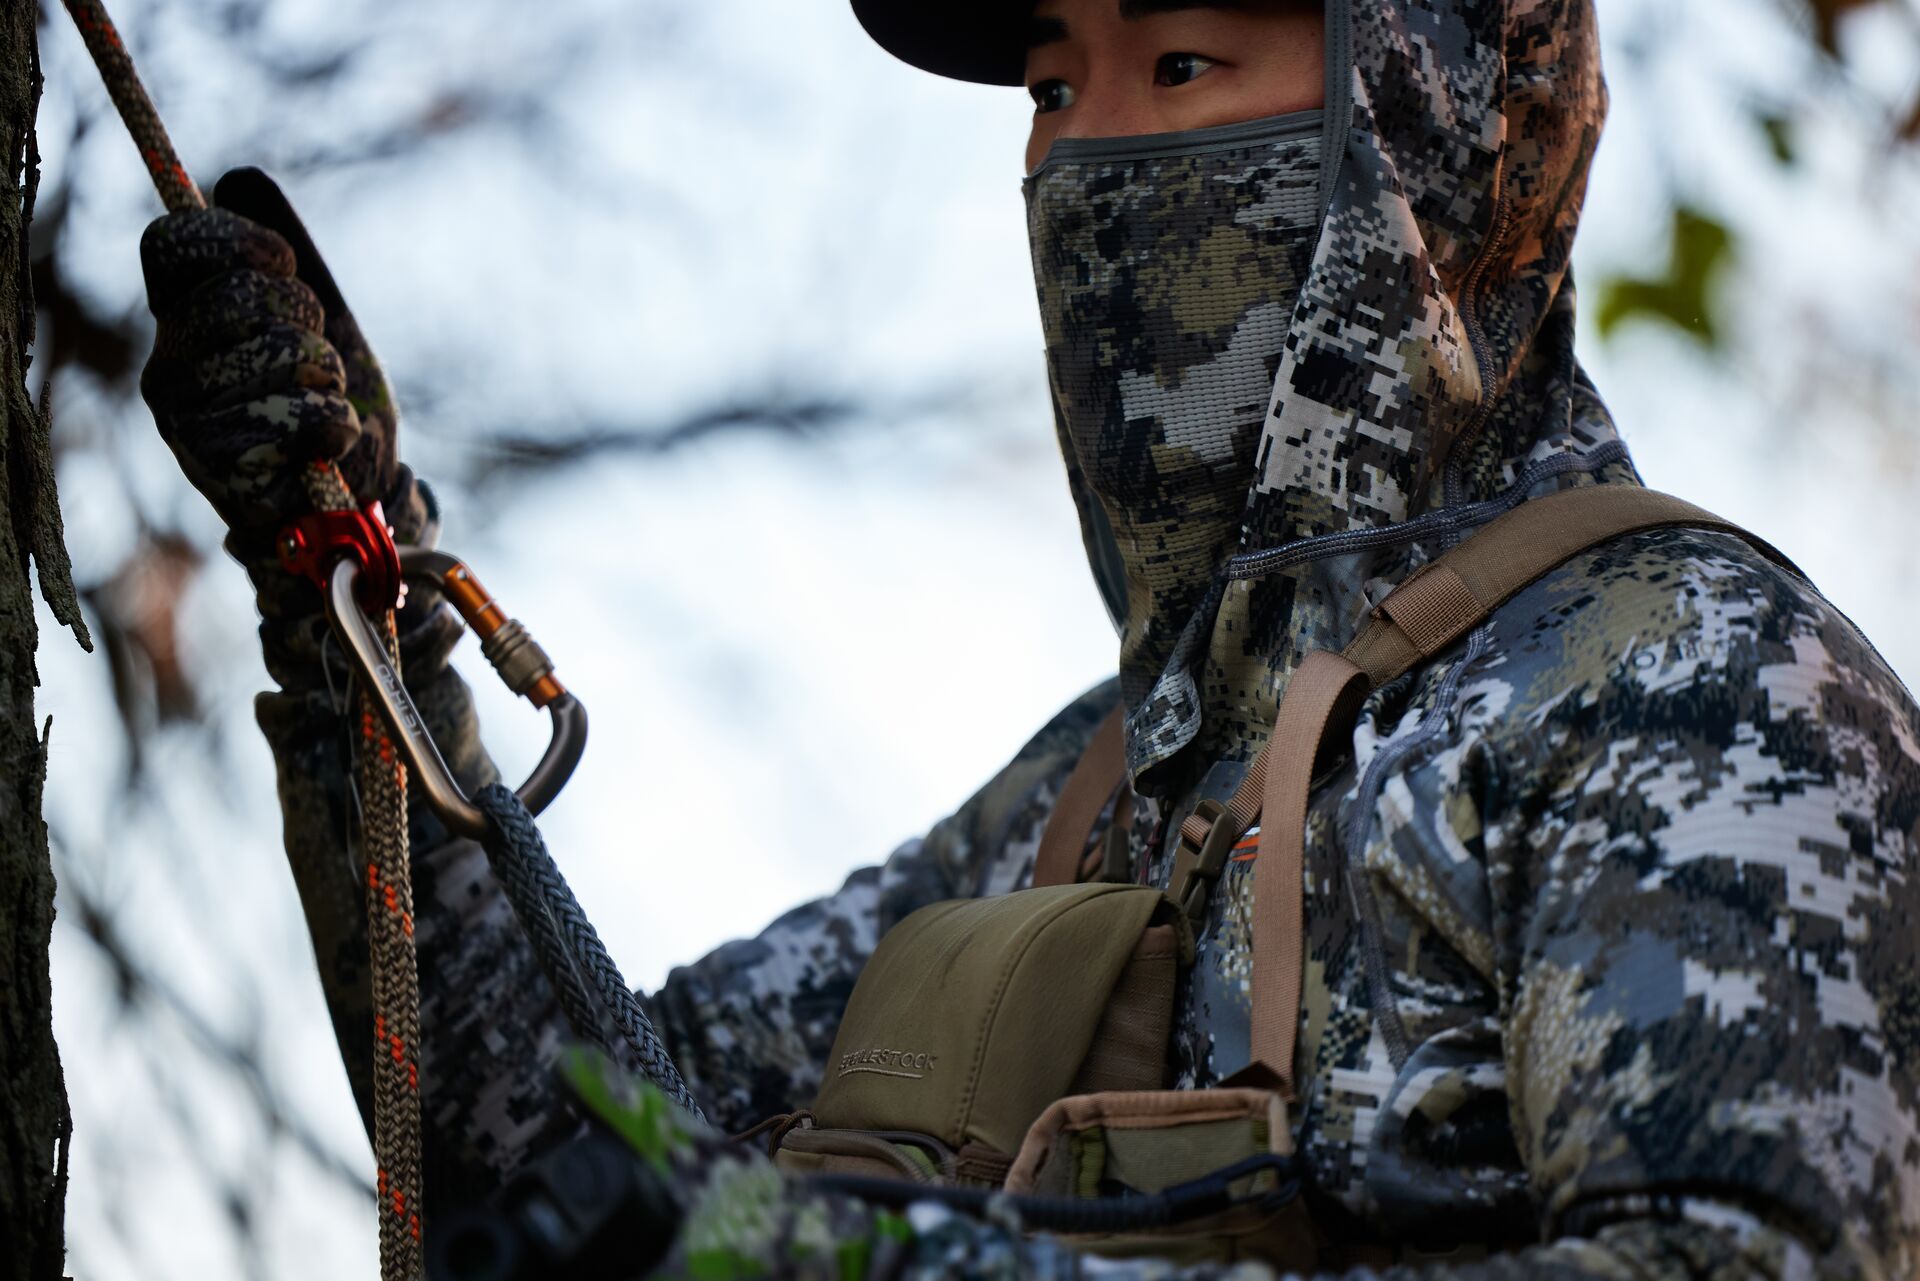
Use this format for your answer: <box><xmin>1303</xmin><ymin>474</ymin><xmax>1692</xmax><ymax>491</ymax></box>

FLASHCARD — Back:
<box><xmin>1025</xmin><ymin>1</ymin><xmax>1254</xmax><ymax>51</ymax></box>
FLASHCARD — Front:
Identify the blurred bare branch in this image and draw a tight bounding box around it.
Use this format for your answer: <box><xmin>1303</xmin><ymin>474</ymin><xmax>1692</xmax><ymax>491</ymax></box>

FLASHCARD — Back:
<box><xmin>59</xmin><ymin>853</ymin><xmax>376</xmax><ymax>1204</ymax></box>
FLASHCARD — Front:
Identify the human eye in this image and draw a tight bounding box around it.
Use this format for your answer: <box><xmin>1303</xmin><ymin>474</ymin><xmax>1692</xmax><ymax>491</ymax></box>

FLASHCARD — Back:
<box><xmin>1154</xmin><ymin>52</ymin><xmax>1219</xmax><ymax>88</ymax></box>
<box><xmin>1029</xmin><ymin>78</ymin><xmax>1076</xmax><ymax>114</ymax></box>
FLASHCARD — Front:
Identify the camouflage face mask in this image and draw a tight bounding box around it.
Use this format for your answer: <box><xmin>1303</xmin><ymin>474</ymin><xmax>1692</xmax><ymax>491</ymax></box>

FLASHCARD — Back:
<box><xmin>1026</xmin><ymin>112</ymin><xmax>1322</xmax><ymax>708</ymax></box>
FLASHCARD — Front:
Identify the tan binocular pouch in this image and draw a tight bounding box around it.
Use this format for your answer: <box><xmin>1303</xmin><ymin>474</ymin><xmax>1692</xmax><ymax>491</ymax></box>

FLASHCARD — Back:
<box><xmin>763</xmin><ymin>880</ymin><xmax>1309</xmax><ymax>1265</ymax></box>
<box><xmin>770</xmin><ymin>882</ymin><xmax>1186</xmax><ymax>1185</ymax></box>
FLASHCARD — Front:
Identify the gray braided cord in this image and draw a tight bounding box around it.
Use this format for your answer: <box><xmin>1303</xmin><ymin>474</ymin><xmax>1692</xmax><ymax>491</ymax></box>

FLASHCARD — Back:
<box><xmin>465</xmin><ymin>802</ymin><xmax>616</xmax><ymax>1067</ymax></box>
<box><xmin>473</xmin><ymin>784</ymin><xmax>705</xmax><ymax>1120</ymax></box>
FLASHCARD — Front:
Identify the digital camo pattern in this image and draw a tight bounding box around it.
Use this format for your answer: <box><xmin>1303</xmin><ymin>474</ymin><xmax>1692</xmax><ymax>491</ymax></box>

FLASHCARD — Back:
<box><xmin>1152</xmin><ymin>524</ymin><xmax>1920</xmax><ymax>1281</ymax></box>
<box><xmin>1027</xmin><ymin>121</ymin><xmax>1321</xmax><ymax>751</ymax></box>
<box><xmin>146</xmin><ymin>0</ymin><xmax>1919</xmax><ymax>1278</ymax></box>
<box><xmin>1112</xmin><ymin>0</ymin><xmax>1634</xmax><ymax>783</ymax></box>
<box><xmin>606</xmin><ymin>516</ymin><xmax>1919</xmax><ymax>1281</ymax></box>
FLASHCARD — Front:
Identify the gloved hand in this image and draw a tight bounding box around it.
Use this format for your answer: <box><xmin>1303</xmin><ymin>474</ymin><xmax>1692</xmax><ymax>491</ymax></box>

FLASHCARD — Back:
<box><xmin>139</xmin><ymin>167</ymin><xmax>437</xmax><ymax>691</ymax></box>
<box><xmin>141</xmin><ymin>174</ymin><xmax>555</xmax><ymax>1201</ymax></box>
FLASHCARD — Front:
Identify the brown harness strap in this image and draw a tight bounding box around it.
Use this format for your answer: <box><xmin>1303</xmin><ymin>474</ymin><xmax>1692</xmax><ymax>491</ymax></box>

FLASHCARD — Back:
<box><xmin>1234</xmin><ymin>486</ymin><xmax>1799</xmax><ymax>1086</ymax></box>
<box><xmin>1044</xmin><ymin>485</ymin><xmax>1803</xmax><ymax>1090</ymax></box>
<box><xmin>1249</xmin><ymin>650</ymin><xmax>1369</xmax><ymax>1096</ymax></box>
<box><xmin>1033</xmin><ymin>704</ymin><xmax>1127</xmax><ymax>887</ymax></box>
<box><xmin>1340</xmin><ymin>486</ymin><xmax>1795</xmax><ymax>684</ymax></box>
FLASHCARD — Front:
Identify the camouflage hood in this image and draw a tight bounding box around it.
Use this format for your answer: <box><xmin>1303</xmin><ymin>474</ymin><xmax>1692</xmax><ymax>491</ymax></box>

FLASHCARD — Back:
<box><xmin>1039</xmin><ymin>0</ymin><xmax>1634</xmax><ymax>786</ymax></box>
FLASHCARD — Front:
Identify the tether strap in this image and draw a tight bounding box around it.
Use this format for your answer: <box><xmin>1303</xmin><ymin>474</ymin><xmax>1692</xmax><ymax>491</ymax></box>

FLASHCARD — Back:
<box><xmin>1033</xmin><ymin>705</ymin><xmax>1126</xmax><ymax>887</ymax></box>
<box><xmin>473</xmin><ymin>786</ymin><xmax>704</xmax><ymax>1118</ymax></box>
<box><xmin>1050</xmin><ymin>486</ymin><xmax>1803</xmax><ymax>1091</ymax></box>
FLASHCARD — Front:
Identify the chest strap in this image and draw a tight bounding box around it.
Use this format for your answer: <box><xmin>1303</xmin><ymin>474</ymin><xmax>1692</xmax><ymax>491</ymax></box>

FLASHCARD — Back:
<box><xmin>1035</xmin><ymin>485</ymin><xmax>1798</xmax><ymax>1096</ymax></box>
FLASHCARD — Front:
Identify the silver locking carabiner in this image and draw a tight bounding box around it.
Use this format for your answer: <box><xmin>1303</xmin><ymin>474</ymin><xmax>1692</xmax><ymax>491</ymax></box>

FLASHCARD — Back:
<box><xmin>280</xmin><ymin>504</ymin><xmax>588</xmax><ymax>840</ymax></box>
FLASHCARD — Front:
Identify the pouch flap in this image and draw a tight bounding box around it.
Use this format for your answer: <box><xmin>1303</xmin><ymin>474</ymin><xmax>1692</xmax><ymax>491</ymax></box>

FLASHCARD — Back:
<box><xmin>773</xmin><ymin>1127</ymin><xmax>946</xmax><ymax>1182</ymax></box>
<box><xmin>1005</xmin><ymin>1088</ymin><xmax>1290</xmax><ymax>1196</ymax></box>
<box><xmin>814</xmin><ymin>882</ymin><xmax>1167</xmax><ymax>1155</ymax></box>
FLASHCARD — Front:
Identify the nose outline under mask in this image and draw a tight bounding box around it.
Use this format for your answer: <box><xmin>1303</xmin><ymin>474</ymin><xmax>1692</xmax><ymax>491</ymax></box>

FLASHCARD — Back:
<box><xmin>1024</xmin><ymin>107</ymin><xmax>1324</xmax><ymax>181</ymax></box>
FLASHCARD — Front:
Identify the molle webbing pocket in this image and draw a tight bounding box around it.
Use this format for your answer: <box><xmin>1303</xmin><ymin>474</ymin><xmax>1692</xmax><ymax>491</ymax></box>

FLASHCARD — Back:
<box><xmin>1005</xmin><ymin>1088</ymin><xmax>1316</xmax><ymax>1271</ymax></box>
<box><xmin>774</xmin><ymin>882</ymin><xmax>1184</xmax><ymax>1181</ymax></box>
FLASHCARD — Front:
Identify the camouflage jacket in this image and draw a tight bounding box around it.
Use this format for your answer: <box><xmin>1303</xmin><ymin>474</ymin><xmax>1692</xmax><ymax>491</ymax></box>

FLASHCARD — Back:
<box><xmin>251</xmin><ymin>0</ymin><xmax>1920</xmax><ymax>1276</ymax></box>
<box><xmin>629</xmin><ymin>518</ymin><xmax>1920</xmax><ymax>1281</ymax></box>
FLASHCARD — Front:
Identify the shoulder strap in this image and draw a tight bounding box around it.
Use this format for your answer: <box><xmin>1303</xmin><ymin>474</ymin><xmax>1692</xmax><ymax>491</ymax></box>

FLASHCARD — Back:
<box><xmin>1214</xmin><ymin>486</ymin><xmax>1796</xmax><ymax>1093</ymax></box>
<box><xmin>1027</xmin><ymin>488</ymin><xmax>1794</xmax><ymax>1090</ymax></box>
<box><xmin>1033</xmin><ymin>704</ymin><xmax>1127</xmax><ymax>888</ymax></box>
<box><xmin>1340</xmin><ymin>485</ymin><xmax>1796</xmax><ymax>687</ymax></box>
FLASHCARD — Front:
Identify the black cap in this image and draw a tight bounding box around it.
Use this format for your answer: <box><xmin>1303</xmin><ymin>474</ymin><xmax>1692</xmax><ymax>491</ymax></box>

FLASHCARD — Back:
<box><xmin>850</xmin><ymin>0</ymin><xmax>1034</xmax><ymax>87</ymax></box>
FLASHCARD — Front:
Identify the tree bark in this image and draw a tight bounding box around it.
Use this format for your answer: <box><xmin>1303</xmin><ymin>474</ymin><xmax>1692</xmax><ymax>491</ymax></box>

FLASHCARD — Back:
<box><xmin>0</xmin><ymin>4</ymin><xmax>90</xmax><ymax>1278</ymax></box>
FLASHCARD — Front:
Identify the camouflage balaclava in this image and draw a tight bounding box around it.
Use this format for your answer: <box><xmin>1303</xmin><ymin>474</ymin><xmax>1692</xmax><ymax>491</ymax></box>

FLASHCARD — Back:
<box><xmin>1021</xmin><ymin>2</ymin><xmax>1627</xmax><ymax>792</ymax></box>
<box><xmin>1026</xmin><ymin>113</ymin><xmax>1324</xmax><ymax>754</ymax></box>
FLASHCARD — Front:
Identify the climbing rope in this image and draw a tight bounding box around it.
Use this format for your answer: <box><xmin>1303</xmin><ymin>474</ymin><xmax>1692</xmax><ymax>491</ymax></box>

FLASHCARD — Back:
<box><xmin>59</xmin><ymin>7</ymin><xmax>711</xmax><ymax>1274</ymax></box>
<box><xmin>59</xmin><ymin>3</ymin><xmax>424</xmax><ymax>1275</ymax></box>
<box><xmin>306</xmin><ymin>467</ymin><xmax>425</xmax><ymax>1274</ymax></box>
<box><xmin>58</xmin><ymin>0</ymin><xmax>201</xmax><ymax>213</ymax></box>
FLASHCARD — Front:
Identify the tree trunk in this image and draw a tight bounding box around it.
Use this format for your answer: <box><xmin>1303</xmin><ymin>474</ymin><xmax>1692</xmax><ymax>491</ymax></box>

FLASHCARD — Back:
<box><xmin>0</xmin><ymin>4</ymin><xmax>90</xmax><ymax>1278</ymax></box>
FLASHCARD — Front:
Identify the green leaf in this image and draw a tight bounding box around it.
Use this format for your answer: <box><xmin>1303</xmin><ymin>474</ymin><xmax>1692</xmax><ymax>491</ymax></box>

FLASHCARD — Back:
<box><xmin>1595</xmin><ymin>206</ymin><xmax>1736</xmax><ymax>349</ymax></box>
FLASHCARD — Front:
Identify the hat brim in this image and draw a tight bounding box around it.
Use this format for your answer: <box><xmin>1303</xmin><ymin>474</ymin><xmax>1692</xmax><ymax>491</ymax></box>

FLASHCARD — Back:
<box><xmin>850</xmin><ymin>0</ymin><xmax>1033</xmax><ymax>87</ymax></box>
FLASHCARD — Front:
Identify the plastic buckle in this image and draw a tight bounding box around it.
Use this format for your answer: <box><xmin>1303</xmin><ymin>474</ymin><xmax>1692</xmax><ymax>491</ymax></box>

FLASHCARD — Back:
<box><xmin>1172</xmin><ymin>798</ymin><xmax>1243</xmax><ymax>922</ymax></box>
<box><xmin>277</xmin><ymin>499</ymin><xmax>403</xmax><ymax>615</ymax></box>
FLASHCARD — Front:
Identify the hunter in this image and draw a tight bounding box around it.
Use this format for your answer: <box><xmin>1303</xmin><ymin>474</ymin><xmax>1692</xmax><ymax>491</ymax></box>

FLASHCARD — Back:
<box><xmin>138</xmin><ymin>0</ymin><xmax>1919</xmax><ymax>1276</ymax></box>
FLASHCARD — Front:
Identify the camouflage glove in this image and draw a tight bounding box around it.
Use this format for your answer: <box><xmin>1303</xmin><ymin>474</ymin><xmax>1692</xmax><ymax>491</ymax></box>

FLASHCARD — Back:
<box><xmin>139</xmin><ymin>166</ymin><xmax>441</xmax><ymax>692</ymax></box>
<box><xmin>517</xmin><ymin>1048</ymin><xmax>917</xmax><ymax>1281</ymax></box>
<box><xmin>490</xmin><ymin>1051</ymin><xmax>1090</xmax><ymax>1281</ymax></box>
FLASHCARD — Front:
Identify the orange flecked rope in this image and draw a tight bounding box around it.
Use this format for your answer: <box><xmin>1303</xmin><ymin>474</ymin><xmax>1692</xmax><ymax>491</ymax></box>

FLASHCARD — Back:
<box><xmin>306</xmin><ymin>463</ymin><xmax>424</xmax><ymax>1277</ymax></box>
<box><xmin>58</xmin><ymin>0</ymin><xmax>201</xmax><ymax>214</ymax></box>
<box><xmin>58</xmin><ymin>3</ymin><xmax>425</xmax><ymax>1275</ymax></box>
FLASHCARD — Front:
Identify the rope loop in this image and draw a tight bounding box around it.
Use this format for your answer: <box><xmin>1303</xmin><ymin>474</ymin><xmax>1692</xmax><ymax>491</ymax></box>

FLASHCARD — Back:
<box><xmin>472</xmin><ymin>784</ymin><xmax>705</xmax><ymax>1120</ymax></box>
